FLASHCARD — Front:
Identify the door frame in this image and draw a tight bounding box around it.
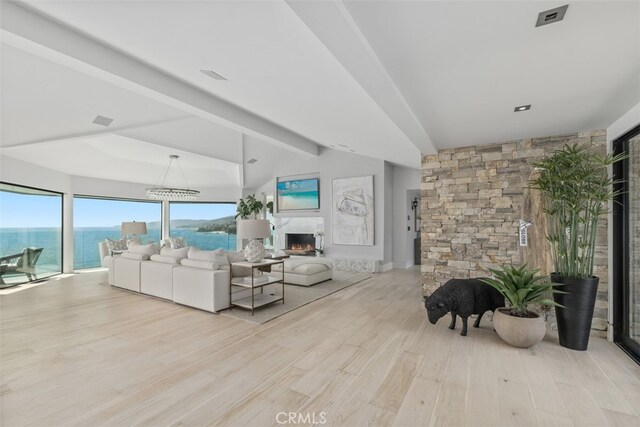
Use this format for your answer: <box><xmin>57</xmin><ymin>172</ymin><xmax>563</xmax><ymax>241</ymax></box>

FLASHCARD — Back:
<box><xmin>612</xmin><ymin>124</ymin><xmax>640</xmax><ymax>364</ymax></box>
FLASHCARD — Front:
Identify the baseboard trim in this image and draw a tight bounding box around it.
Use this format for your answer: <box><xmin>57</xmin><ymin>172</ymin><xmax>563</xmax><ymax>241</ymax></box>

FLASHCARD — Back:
<box><xmin>379</xmin><ymin>262</ymin><xmax>394</xmax><ymax>273</ymax></box>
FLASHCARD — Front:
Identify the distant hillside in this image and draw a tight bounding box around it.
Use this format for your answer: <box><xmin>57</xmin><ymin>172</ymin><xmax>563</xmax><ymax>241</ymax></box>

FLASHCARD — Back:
<box><xmin>146</xmin><ymin>216</ymin><xmax>236</xmax><ymax>230</ymax></box>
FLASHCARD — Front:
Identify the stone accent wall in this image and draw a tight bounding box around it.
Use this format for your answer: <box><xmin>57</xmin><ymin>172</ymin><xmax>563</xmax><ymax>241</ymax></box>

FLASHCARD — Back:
<box><xmin>420</xmin><ymin>130</ymin><xmax>609</xmax><ymax>336</ymax></box>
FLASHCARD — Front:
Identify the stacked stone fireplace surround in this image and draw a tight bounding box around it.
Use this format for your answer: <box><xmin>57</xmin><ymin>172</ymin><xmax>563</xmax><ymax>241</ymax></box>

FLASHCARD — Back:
<box><xmin>420</xmin><ymin>130</ymin><xmax>609</xmax><ymax>337</ymax></box>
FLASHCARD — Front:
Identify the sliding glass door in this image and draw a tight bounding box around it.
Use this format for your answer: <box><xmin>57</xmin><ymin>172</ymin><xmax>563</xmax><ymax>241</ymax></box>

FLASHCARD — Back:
<box><xmin>613</xmin><ymin>125</ymin><xmax>640</xmax><ymax>363</ymax></box>
<box><xmin>0</xmin><ymin>182</ymin><xmax>63</xmax><ymax>287</ymax></box>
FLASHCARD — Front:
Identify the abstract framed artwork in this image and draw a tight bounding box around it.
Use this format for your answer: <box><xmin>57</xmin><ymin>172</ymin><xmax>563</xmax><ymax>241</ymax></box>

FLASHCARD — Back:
<box><xmin>332</xmin><ymin>175</ymin><xmax>374</xmax><ymax>245</ymax></box>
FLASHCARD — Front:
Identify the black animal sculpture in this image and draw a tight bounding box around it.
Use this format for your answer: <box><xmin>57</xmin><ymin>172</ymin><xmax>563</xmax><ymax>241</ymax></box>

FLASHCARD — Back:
<box><xmin>424</xmin><ymin>278</ymin><xmax>504</xmax><ymax>336</ymax></box>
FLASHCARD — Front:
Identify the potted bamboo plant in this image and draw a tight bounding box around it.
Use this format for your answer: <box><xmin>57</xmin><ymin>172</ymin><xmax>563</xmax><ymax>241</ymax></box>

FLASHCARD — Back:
<box><xmin>530</xmin><ymin>143</ymin><xmax>625</xmax><ymax>350</ymax></box>
<box><xmin>481</xmin><ymin>264</ymin><xmax>562</xmax><ymax>348</ymax></box>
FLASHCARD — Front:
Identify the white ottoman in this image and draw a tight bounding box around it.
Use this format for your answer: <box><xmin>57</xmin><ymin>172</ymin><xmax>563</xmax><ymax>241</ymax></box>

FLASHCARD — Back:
<box><xmin>271</xmin><ymin>257</ymin><xmax>333</xmax><ymax>287</ymax></box>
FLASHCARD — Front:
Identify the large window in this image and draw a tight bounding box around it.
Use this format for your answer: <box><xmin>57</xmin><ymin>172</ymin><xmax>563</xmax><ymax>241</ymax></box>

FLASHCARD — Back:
<box><xmin>169</xmin><ymin>202</ymin><xmax>236</xmax><ymax>251</ymax></box>
<box><xmin>73</xmin><ymin>196</ymin><xmax>161</xmax><ymax>269</ymax></box>
<box><xmin>613</xmin><ymin>125</ymin><xmax>640</xmax><ymax>364</ymax></box>
<box><xmin>0</xmin><ymin>182</ymin><xmax>62</xmax><ymax>286</ymax></box>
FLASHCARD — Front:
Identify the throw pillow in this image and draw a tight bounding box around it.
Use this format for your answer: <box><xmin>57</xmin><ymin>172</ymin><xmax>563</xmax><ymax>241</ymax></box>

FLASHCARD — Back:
<box><xmin>188</xmin><ymin>247</ymin><xmax>230</xmax><ymax>267</ymax></box>
<box><xmin>126</xmin><ymin>236</ymin><xmax>142</xmax><ymax>249</ymax></box>
<box><xmin>180</xmin><ymin>259</ymin><xmax>220</xmax><ymax>270</ymax></box>
<box><xmin>169</xmin><ymin>236</ymin><xmax>187</xmax><ymax>249</ymax></box>
<box><xmin>105</xmin><ymin>238</ymin><xmax>127</xmax><ymax>252</ymax></box>
<box><xmin>120</xmin><ymin>252</ymin><xmax>150</xmax><ymax>261</ymax></box>
<box><xmin>160</xmin><ymin>246</ymin><xmax>190</xmax><ymax>259</ymax></box>
<box><xmin>150</xmin><ymin>254</ymin><xmax>181</xmax><ymax>265</ymax></box>
<box><xmin>129</xmin><ymin>243</ymin><xmax>159</xmax><ymax>256</ymax></box>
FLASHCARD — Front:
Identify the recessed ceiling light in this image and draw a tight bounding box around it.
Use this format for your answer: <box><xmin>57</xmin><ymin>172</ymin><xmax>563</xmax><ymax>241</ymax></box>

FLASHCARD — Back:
<box><xmin>536</xmin><ymin>5</ymin><xmax>568</xmax><ymax>27</ymax></box>
<box><xmin>514</xmin><ymin>104</ymin><xmax>531</xmax><ymax>112</ymax></box>
<box><xmin>247</xmin><ymin>158</ymin><xmax>258</xmax><ymax>164</ymax></box>
<box><xmin>200</xmin><ymin>69</ymin><xmax>227</xmax><ymax>81</ymax></box>
<box><xmin>92</xmin><ymin>115</ymin><xmax>114</xmax><ymax>126</ymax></box>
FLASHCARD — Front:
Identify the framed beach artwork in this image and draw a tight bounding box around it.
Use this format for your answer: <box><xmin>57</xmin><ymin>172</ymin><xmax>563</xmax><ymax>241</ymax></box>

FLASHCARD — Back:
<box><xmin>276</xmin><ymin>178</ymin><xmax>320</xmax><ymax>212</ymax></box>
<box><xmin>332</xmin><ymin>175</ymin><xmax>374</xmax><ymax>245</ymax></box>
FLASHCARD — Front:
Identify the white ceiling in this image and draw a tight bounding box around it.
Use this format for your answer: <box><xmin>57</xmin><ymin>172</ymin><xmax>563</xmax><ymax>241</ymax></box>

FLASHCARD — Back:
<box><xmin>342</xmin><ymin>0</ymin><xmax>640</xmax><ymax>147</ymax></box>
<box><xmin>1</xmin><ymin>0</ymin><xmax>639</xmax><ymax>187</ymax></box>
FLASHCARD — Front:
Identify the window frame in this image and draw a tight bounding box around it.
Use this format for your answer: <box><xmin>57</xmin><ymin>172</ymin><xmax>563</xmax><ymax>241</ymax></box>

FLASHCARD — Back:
<box><xmin>0</xmin><ymin>181</ymin><xmax>64</xmax><ymax>281</ymax></box>
<box><xmin>72</xmin><ymin>194</ymin><xmax>163</xmax><ymax>270</ymax></box>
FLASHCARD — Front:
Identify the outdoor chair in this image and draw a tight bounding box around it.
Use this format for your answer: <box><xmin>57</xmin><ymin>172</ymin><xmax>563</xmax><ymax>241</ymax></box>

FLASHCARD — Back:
<box><xmin>0</xmin><ymin>247</ymin><xmax>43</xmax><ymax>286</ymax></box>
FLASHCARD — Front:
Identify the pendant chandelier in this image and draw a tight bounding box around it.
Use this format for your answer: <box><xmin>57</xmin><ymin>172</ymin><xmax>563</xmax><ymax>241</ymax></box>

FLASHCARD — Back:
<box><xmin>146</xmin><ymin>154</ymin><xmax>200</xmax><ymax>201</ymax></box>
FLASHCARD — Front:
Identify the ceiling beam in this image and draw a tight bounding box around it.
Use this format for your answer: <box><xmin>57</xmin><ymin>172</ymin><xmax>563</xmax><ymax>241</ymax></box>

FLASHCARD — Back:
<box><xmin>286</xmin><ymin>0</ymin><xmax>437</xmax><ymax>155</ymax></box>
<box><xmin>1</xmin><ymin>1</ymin><xmax>319</xmax><ymax>157</ymax></box>
<box><xmin>0</xmin><ymin>116</ymin><xmax>192</xmax><ymax>149</ymax></box>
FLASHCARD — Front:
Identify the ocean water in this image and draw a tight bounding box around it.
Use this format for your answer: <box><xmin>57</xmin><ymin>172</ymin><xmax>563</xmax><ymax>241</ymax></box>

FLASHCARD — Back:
<box><xmin>0</xmin><ymin>227</ymin><xmax>237</xmax><ymax>273</ymax></box>
<box><xmin>278</xmin><ymin>191</ymin><xmax>320</xmax><ymax>210</ymax></box>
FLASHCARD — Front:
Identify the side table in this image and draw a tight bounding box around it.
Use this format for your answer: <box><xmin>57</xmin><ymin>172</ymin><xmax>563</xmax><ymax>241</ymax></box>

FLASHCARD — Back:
<box><xmin>229</xmin><ymin>259</ymin><xmax>285</xmax><ymax>315</ymax></box>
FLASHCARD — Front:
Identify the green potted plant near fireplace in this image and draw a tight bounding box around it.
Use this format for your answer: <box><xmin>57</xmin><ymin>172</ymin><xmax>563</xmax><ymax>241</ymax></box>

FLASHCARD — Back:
<box><xmin>481</xmin><ymin>264</ymin><xmax>562</xmax><ymax>348</ymax></box>
<box><xmin>530</xmin><ymin>143</ymin><xmax>625</xmax><ymax>350</ymax></box>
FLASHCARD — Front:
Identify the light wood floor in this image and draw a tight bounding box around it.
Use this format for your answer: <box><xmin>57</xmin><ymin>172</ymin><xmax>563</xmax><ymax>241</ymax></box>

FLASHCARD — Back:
<box><xmin>1</xmin><ymin>269</ymin><xmax>639</xmax><ymax>426</ymax></box>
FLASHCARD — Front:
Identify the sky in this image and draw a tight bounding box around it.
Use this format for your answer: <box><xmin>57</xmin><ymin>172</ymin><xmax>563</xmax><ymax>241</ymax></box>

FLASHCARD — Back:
<box><xmin>0</xmin><ymin>191</ymin><xmax>236</xmax><ymax>228</ymax></box>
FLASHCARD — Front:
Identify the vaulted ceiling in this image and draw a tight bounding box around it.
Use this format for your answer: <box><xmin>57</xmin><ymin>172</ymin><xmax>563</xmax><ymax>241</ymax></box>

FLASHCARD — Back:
<box><xmin>1</xmin><ymin>1</ymin><xmax>638</xmax><ymax>188</ymax></box>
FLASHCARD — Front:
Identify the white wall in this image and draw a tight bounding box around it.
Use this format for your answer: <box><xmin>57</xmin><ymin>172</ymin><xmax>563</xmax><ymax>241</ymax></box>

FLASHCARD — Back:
<box><xmin>72</xmin><ymin>176</ymin><xmax>240</xmax><ymax>201</ymax></box>
<box><xmin>248</xmin><ymin>141</ymin><xmax>388</xmax><ymax>262</ymax></box>
<box><xmin>383</xmin><ymin>161</ymin><xmax>394</xmax><ymax>268</ymax></box>
<box><xmin>1</xmin><ymin>155</ymin><xmax>71</xmax><ymax>193</ymax></box>
<box><xmin>246</xmin><ymin>137</ymin><xmax>421</xmax><ymax>268</ymax></box>
<box><xmin>392</xmin><ymin>166</ymin><xmax>421</xmax><ymax>268</ymax></box>
<box><xmin>607</xmin><ymin>101</ymin><xmax>640</xmax><ymax>142</ymax></box>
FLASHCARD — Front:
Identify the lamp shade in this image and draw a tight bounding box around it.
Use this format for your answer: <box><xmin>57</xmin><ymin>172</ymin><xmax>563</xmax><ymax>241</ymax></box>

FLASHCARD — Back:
<box><xmin>121</xmin><ymin>221</ymin><xmax>147</xmax><ymax>236</ymax></box>
<box><xmin>237</xmin><ymin>219</ymin><xmax>271</xmax><ymax>239</ymax></box>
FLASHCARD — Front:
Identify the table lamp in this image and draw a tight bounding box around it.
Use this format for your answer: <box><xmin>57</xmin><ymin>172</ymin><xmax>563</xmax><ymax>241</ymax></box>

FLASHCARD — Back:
<box><xmin>237</xmin><ymin>219</ymin><xmax>271</xmax><ymax>262</ymax></box>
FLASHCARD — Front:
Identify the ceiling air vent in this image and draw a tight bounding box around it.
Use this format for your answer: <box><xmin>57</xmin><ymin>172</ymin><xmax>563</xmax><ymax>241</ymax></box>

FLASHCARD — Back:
<box><xmin>536</xmin><ymin>5</ymin><xmax>568</xmax><ymax>27</ymax></box>
<box><xmin>200</xmin><ymin>69</ymin><xmax>227</xmax><ymax>81</ymax></box>
<box><xmin>247</xmin><ymin>158</ymin><xmax>258</xmax><ymax>164</ymax></box>
<box><xmin>92</xmin><ymin>115</ymin><xmax>114</xmax><ymax>126</ymax></box>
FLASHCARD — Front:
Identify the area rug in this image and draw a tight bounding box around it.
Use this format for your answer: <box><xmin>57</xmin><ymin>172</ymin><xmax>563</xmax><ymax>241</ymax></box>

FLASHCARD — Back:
<box><xmin>220</xmin><ymin>271</ymin><xmax>371</xmax><ymax>324</ymax></box>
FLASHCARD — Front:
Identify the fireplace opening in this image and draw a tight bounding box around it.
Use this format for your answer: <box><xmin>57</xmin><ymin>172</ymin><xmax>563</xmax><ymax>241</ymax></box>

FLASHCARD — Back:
<box><xmin>285</xmin><ymin>233</ymin><xmax>315</xmax><ymax>255</ymax></box>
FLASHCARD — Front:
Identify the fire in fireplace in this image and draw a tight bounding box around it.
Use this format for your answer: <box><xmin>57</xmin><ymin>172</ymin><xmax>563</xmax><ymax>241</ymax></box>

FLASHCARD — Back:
<box><xmin>285</xmin><ymin>233</ymin><xmax>315</xmax><ymax>255</ymax></box>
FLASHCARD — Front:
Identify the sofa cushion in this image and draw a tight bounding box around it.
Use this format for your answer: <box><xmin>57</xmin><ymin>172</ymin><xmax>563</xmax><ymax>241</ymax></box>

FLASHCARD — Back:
<box><xmin>150</xmin><ymin>254</ymin><xmax>181</xmax><ymax>265</ymax></box>
<box><xmin>120</xmin><ymin>252</ymin><xmax>150</xmax><ymax>261</ymax></box>
<box><xmin>129</xmin><ymin>243</ymin><xmax>159</xmax><ymax>256</ymax></box>
<box><xmin>168</xmin><ymin>236</ymin><xmax>187</xmax><ymax>249</ymax></box>
<box><xmin>188</xmin><ymin>247</ymin><xmax>230</xmax><ymax>266</ymax></box>
<box><xmin>180</xmin><ymin>258</ymin><xmax>220</xmax><ymax>270</ymax></box>
<box><xmin>161</xmin><ymin>246</ymin><xmax>190</xmax><ymax>258</ymax></box>
<box><xmin>105</xmin><ymin>238</ymin><xmax>127</xmax><ymax>252</ymax></box>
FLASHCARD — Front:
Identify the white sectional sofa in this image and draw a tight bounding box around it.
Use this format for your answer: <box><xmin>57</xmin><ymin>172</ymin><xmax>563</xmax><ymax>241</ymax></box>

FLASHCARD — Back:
<box><xmin>109</xmin><ymin>245</ymin><xmax>252</xmax><ymax>313</ymax></box>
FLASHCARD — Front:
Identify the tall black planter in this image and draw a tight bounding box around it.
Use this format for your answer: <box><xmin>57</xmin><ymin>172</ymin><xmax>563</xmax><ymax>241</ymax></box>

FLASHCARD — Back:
<box><xmin>551</xmin><ymin>274</ymin><xmax>599</xmax><ymax>351</ymax></box>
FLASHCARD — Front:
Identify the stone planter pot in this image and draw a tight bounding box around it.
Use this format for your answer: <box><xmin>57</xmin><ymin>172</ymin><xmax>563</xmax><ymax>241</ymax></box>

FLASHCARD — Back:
<box><xmin>493</xmin><ymin>308</ymin><xmax>546</xmax><ymax>348</ymax></box>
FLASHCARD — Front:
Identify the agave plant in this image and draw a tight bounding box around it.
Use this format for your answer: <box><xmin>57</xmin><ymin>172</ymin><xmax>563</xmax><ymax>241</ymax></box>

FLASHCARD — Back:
<box><xmin>529</xmin><ymin>143</ymin><xmax>625</xmax><ymax>279</ymax></box>
<box><xmin>481</xmin><ymin>264</ymin><xmax>563</xmax><ymax>317</ymax></box>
